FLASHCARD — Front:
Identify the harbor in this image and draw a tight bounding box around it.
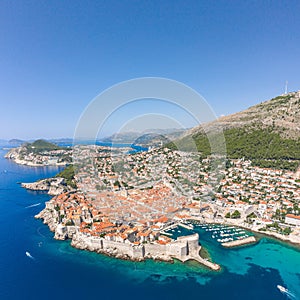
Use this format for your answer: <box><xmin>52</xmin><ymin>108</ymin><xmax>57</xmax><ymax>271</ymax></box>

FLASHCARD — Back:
<box><xmin>164</xmin><ymin>221</ymin><xmax>257</xmax><ymax>248</ymax></box>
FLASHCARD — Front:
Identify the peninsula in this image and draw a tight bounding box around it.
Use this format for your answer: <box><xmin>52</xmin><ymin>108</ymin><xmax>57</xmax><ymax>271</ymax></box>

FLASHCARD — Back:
<box><xmin>10</xmin><ymin>91</ymin><xmax>300</xmax><ymax>269</ymax></box>
<box><xmin>5</xmin><ymin>139</ymin><xmax>72</xmax><ymax>166</ymax></box>
<box><xmin>33</xmin><ymin>142</ymin><xmax>299</xmax><ymax>270</ymax></box>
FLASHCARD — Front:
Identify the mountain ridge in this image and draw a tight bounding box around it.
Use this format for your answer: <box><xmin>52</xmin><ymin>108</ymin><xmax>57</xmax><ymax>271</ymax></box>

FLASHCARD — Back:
<box><xmin>185</xmin><ymin>91</ymin><xmax>300</xmax><ymax>139</ymax></box>
<box><xmin>167</xmin><ymin>91</ymin><xmax>300</xmax><ymax>171</ymax></box>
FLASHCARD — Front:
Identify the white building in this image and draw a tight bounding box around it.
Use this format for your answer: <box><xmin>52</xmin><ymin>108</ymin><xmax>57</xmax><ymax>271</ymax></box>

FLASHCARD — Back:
<box><xmin>285</xmin><ymin>214</ymin><xmax>300</xmax><ymax>226</ymax></box>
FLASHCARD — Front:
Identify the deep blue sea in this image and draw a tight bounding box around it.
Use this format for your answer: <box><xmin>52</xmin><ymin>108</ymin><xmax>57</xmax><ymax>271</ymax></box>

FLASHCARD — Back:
<box><xmin>0</xmin><ymin>148</ymin><xmax>299</xmax><ymax>300</ymax></box>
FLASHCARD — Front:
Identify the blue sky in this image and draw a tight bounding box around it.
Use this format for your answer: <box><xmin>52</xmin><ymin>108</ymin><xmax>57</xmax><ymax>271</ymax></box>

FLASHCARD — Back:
<box><xmin>0</xmin><ymin>0</ymin><xmax>300</xmax><ymax>140</ymax></box>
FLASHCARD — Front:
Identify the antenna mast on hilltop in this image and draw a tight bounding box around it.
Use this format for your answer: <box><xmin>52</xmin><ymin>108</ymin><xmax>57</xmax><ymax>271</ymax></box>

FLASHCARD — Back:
<box><xmin>284</xmin><ymin>80</ymin><xmax>288</xmax><ymax>94</ymax></box>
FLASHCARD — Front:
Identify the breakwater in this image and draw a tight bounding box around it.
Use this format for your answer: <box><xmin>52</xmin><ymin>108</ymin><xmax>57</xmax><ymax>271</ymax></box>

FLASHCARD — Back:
<box><xmin>221</xmin><ymin>236</ymin><xmax>256</xmax><ymax>248</ymax></box>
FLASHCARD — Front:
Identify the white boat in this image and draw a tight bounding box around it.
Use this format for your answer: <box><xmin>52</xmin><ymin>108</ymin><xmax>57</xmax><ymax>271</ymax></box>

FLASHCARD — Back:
<box><xmin>25</xmin><ymin>251</ymin><xmax>34</xmax><ymax>260</ymax></box>
<box><xmin>277</xmin><ymin>285</ymin><xmax>288</xmax><ymax>293</ymax></box>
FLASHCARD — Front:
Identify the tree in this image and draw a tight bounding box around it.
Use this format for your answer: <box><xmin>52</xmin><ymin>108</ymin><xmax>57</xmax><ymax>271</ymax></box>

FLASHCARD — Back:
<box><xmin>225</xmin><ymin>212</ymin><xmax>231</xmax><ymax>218</ymax></box>
<box><xmin>247</xmin><ymin>212</ymin><xmax>256</xmax><ymax>219</ymax></box>
<box><xmin>231</xmin><ymin>210</ymin><xmax>241</xmax><ymax>219</ymax></box>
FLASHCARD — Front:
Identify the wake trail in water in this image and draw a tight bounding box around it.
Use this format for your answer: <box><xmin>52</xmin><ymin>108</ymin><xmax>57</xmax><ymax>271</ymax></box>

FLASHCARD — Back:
<box><xmin>285</xmin><ymin>291</ymin><xmax>297</xmax><ymax>299</ymax></box>
<box><xmin>25</xmin><ymin>251</ymin><xmax>35</xmax><ymax>260</ymax></box>
<box><xmin>25</xmin><ymin>203</ymin><xmax>40</xmax><ymax>208</ymax></box>
<box><xmin>37</xmin><ymin>227</ymin><xmax>46</xmax><ymax>238</ymax></box>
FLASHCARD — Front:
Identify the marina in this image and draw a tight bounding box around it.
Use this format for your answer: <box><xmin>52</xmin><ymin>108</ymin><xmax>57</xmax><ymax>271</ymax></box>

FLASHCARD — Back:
<box><xmin>164</xmin><ymin>221</ymin><xmax>255</xmax><ymax>247</ymax></box>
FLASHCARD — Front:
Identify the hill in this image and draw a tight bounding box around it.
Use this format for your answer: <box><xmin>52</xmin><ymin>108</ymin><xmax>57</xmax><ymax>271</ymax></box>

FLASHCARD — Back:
<box><xmin>5</xmin><ymin>139</ymin><xmax>71</xmax><ymax>166</ymax></box>
<box><xmin>24</xmin><ymin>139</ymin><xmax>61</xmax><ymax>153</ymax></box>
<box><xmin>8</xmin><ymin>139</ymin><xmax>25</xmax><ymax>146</ymax></box>
<box><xmin>102</xmin><ymin>128</ymin><xmax>187</xmax><ymax>146</ymax></box>
<box><xmin>166</xmin><ymin>91</ymin><xmax>300</xmax><ymax>171</ymax></box>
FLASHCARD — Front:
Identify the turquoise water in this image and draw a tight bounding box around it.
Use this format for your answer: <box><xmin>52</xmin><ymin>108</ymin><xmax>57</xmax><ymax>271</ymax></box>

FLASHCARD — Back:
<box><xmin>0</xmin><ymin>148</ymin><xmax>299</xmax><ymax>300</ymax></box>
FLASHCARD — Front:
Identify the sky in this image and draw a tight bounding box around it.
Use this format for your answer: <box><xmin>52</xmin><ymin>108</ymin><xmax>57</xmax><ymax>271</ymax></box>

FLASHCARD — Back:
<box><xmin>0</xmin><ymin>0</ymin><xmax>300</xmax><ymax>140</ymax></box>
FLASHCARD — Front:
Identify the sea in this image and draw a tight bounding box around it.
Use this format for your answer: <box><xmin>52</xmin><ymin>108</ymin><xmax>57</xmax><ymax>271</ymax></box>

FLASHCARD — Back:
<box><xmin>0</xmin><ymin>147</ymin><xmax>299</xmax><ymax>300</ymax></box>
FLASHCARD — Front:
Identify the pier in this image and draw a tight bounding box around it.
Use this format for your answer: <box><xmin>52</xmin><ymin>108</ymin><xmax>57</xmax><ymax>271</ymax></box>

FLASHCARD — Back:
<box><xmin>178</xmin><ymin>222</ymin><xmax>194</xmax><ymax>230</ymax></box>
<box><xmin>177</xmin><ymin>254</ymin><xmax>221</xmax><ymax>271</ymax></box>
<box><xmin>221</xmin><ymin>236</ymin><xmax>256</xmax><ymax>248</ymax></box>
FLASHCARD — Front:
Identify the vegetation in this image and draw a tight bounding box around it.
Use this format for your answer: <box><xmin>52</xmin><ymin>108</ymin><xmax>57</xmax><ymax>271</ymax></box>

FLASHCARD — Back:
<box><xmin>225</xmin><ymin>212</ymin><xmax>231</xmax><ymax>218</ymax></box>
<box><xmin>24</xmin><ymin>139</ymin><xmax>61</xmax><ymax>153</ymax></box>
<box><xmin>247</xmin><ymin>212</ymin><xmax>257</xmax><ymax>219</ymax></box>
<box><xmin>266</xmin><ymin>222</ymin><xmax>292</xmax><ymax>235</ymax></box>
<box><xmin>166</xmin><ymin>127</ymin><xmax>300</xmax><ymax>171</ymax></box>
<box><xmin>283</xmin><ymin>227</ymin><xmax>292</xmax><ymax>235</ymax></box>
<box><xmin>224</xmin><ymin>210</ymin><xmax>241</xmax><ymax>219</ymax></box>
<box><xmin>55</xmin><ymin>165</ymin><xmax>77</xmax><ymax>188</ymax></box>
<box><xmin>65</xmin><ymin>220</ymin><xmax>74</xmax><ymax>226</ymax></box>
<box><xmin>231</xmin><ymin>210</ymin><xmax>241</xmax><ymax>219</ymax></box>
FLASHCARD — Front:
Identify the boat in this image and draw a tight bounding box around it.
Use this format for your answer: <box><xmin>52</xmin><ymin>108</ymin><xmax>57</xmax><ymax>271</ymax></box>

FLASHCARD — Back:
<box><xmin>277</xmin><ymin>285</ymin><xmax>288</xmax><ymax>293</ymax></box>
<box><xmin>25</xmin><ymin>251</ymin><xmax>34</xmax><ymax>260</ymax></box>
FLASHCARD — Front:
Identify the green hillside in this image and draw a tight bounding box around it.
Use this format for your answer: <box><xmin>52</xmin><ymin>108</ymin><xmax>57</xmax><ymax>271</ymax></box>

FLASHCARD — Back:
<box><xmin>167</xmin><ymin>127</ymin><xmax>300</xmax><ymax>171</ymax></box>
<box><xmin>166</xmin><ymin>91</ymin><xmax>300</xmax><ymax>171</ymax></box>
<box><xmin>24</xmin><ymin>139</ymin><xmax>61</xmax><ymax>153</ymax></box>
<box><xmin>55</xmin><ymin>165</ymin><xmax>77</xmax><ymax>188</ymax></box>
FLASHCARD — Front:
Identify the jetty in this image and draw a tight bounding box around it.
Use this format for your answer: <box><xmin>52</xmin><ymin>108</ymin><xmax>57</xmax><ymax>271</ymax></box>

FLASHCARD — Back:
<box><xmin>221</xmin><ymin>236</ymin><xmax>256</xmax><ymax>248</ymax></box>
<box><xmin>177</xmin><ymin>254</ymin><xmax>220</xmax><ymax>270</ymax></box>
<box><xmin>173</xmin><ymin>234</ymin><xmax>220</xmax><ymax>271</ymax></box>
<box><xmin>178</xmin><ymin>222</ymin><xmax>194</xmax><ymax>230</ymax></box>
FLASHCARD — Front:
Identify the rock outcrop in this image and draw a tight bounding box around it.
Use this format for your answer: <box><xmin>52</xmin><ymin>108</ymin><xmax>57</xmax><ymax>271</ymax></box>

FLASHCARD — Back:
<box><xmin>22</xmin><ymin>177</ymin><xmax>70</xmax><ymax>195</ymax></box>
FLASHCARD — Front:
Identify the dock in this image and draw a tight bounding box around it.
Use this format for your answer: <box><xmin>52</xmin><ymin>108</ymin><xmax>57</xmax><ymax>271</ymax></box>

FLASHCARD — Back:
<box><xmin>178</xmin><ymin>255</ymin><xmax>221</xmax><ymax>271</ymax></box>
<box><xmin>221</xmin><ymin>236</ymin><xmax>256</xmax><ymax>248</ymax></box>
<box><xmin>178</xmin><ymin>222</ymin><xmax>194</xmax><ymax>230</ymax></box>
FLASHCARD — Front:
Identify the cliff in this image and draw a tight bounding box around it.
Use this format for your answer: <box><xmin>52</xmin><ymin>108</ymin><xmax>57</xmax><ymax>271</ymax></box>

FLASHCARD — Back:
<box><xmin>22</xmin><ymin>177</ymin><xmax>71</xmax><ymax>195</ymax></box>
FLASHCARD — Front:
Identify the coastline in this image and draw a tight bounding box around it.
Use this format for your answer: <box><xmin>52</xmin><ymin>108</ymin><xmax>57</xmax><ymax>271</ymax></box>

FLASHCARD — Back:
<box><xmin>7</xmin><ymin>144</ymin><xmax>300</xmax><ymax>250</ymax></box>
<box><xmin>33</xmin><ymin>196</ymin><xmax>299</xmax><ymax>272</ymax></box>
<box><xmin>4</xmin><ymin>144</ymin><xmax>71</xmax><ymax>167</ymax></box>
<box><xmin>6</xmin><ymin>145</ymin><xmax>299</xmax><ymax>271</ymax></box>
<box><xmin>192</xmin><ymin>217</ymin><xmax>300</xmax><ymax>248</ymax></box>
<box><xmin>35</xmin><ymin>198</ymin><xmax>300</xmax><ymax>273</ymax></box>
<box><xmin>5</xmin><ymin>156</ymin><xmax>68</xmax><ymax>167</ymax></box>
<box><xmin>35</xmin><ymin>201</ymin><xmax>221</xmax><ymax>271</ymax></box>
<box><xmin>21</xmin><ymin>178</ymin><xmax>72</xmax><ymax>196</ymax></box>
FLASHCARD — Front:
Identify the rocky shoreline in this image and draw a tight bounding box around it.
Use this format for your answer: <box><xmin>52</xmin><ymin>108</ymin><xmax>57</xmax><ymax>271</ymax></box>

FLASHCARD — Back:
<box><xmin>22</xmin><ymin>177</ymin><xmax>71</xmax><ymax>196</ymax></box>
<box><xmin>254</xmin><ymin>229</ymin><xmax>300</xmax><ymax>246</ymax></box>
<box><xmin>34</xmin><ymin>200</ymin><xmax>300</xmax><ymax>271</ymax></box>
<box><xmin>35</xmin><ymin>201</ymin><xmax>220</xmax><ymax>270</ymax></box>
<box><xmin>5</xmin><ymin>144</ymin><xmax>70</xmax><ymax>167</ymax></box>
